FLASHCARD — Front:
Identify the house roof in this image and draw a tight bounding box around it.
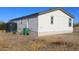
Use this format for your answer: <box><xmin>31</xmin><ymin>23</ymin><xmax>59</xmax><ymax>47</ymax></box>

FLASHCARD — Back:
<box><xmin>10</xmin><ymin>8</ymin><xmax>74</xmax><ymax>21</ymax></box>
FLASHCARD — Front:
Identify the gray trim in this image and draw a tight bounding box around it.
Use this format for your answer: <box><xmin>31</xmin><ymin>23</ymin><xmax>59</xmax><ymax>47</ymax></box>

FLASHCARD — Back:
<box><xmin>37</xmin><ymin>15</ymin><xmax>38</xmax><ymax>36</ymax></box>
<box><xmin>28</xmin><ymin>17</ymin><xmax>29</xmax><ymax>28</ymax></box>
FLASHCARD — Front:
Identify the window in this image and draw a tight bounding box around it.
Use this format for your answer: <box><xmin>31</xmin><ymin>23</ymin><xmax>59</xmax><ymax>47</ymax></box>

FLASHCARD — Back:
<box><xmin>21</xmin><ymin>20</ymin><xmax>22</xmax><ymax>24</ymax></box>
<box><xmin>69</xmin><ymin>18</ymin><xmax>72</xmax><ymax>27</ymax></box>
<box><xmin>51</xmin><ymin>16</ymin><xmax>53</xmax><ymax>24</ymax></box>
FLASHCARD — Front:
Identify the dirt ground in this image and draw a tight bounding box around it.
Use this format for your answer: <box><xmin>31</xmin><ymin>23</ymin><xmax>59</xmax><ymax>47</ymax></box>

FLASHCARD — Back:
<box><xmin>0</xmin><ymin>31</ymin><xmax>79</xmax><ymax>51</ymax></box>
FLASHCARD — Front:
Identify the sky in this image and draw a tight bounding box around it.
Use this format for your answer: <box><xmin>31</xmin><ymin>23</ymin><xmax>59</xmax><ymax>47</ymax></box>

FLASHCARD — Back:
<box><xmin>0</xmin><ymin>7</ymin><xmax>79</xmax><ymax>23</ymax></box>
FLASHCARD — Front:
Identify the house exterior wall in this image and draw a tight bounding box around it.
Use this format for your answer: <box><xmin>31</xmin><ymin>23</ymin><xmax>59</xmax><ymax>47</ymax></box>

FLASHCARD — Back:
<box><xmin>28</xmin><ymin>15</ymin><xmax>38</xmax><ymax>37</ymax></box>
<box><xmin>28</xmin><ymin>15</ymin><xmax>38</xmax><ymax>32</ymax></box>
<box><xmin>12</xmin><ymin>18</ymin><xmax>28</xmax><ymax>33</ymax></box>
<box><xmin>12</xmin><ymin>15</ymin><xmax>38</xmax><ymax>35</ymax></box>
<box><xmin>12</xmin><ymin>10</ymin><xmax>74</xmax><ymax>37</ymax></box>
<box><xmin>38</xmin><ymin>10</ymin><xmax>73</xmax><ymax>36</ymax></box>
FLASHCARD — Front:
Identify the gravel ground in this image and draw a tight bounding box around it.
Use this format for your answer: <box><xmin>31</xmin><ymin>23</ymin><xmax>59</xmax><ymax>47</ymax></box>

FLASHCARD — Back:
<box><xmin>0</xmin><ymin>31</ymin><xmax>79</xmax><ymax>51</ymax></box>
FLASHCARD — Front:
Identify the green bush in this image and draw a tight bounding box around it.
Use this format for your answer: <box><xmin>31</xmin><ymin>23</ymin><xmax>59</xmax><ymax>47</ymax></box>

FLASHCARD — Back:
<box><xmin>0</xmin><ymin>22</ymin><xmax>6</xmax><ymax>30</ymax></box>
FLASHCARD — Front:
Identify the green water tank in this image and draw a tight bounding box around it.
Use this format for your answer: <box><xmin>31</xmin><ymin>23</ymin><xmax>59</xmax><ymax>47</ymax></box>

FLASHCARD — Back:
<box><xmin>23</xmin><ymin>28</ymin><xmax>30</xmax><ymax>35</ymax></box>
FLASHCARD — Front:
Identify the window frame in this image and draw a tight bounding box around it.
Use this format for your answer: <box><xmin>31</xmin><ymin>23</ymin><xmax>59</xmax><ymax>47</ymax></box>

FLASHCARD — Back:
<box><xmin>69</xmin><ymin>18</ymin><xmax>72</xmax><ymax>27</ymax></box>
<box><xmin>51</xmin><ymin>16</ymin><xmax>53</xmax><ymax>24</ymax></box>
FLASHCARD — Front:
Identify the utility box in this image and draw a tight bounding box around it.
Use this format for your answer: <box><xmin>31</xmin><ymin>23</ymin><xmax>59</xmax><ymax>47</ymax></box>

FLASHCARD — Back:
<box><xmin>23</xmin><ymin>28</ymin><xmax>30</xmax><ymax>35</ymax></box>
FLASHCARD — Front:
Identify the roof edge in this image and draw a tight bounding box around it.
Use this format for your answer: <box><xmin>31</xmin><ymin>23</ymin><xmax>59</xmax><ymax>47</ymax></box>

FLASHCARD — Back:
<box><xmin>10</xmin><ymin>13</ymin><xmax>38</xmax><ymax>21</ymax></box>
<box><xmin>38</xmin><ymin>8</ymin><xmax>74</xmax><ymax>18</ymax></box>
<box><xmin>10</xmin><ymin>8</ymin><xmax>74</xmax><ymax>22</ymax></box>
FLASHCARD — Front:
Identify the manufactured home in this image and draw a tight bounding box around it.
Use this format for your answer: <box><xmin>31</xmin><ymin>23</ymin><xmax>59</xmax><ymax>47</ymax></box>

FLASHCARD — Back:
<box><xmin>9</xmin><ymin>8</ymin><xmax>74</xmax><ymax>37</ymax></box>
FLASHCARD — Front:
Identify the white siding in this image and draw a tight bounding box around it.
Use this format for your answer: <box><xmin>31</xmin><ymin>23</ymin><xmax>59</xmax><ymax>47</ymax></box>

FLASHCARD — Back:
<box><xmin>13</xmin><ymin>15</ymin><xmax>38</xmax><ymax>33</ymax></box>
<box><xmin>12</xmin><ymin>9</ymin><xmax>74</xmax><ymax>37</ymax></box>
<box><xmin>38</xmin><ymin>10</ymin><xmax>73</xmax><ymax>36</ymax></box>
<box><xmin>29</xmin><ymin>16</ymin><xmax>38</xmax><ymax>32</ymax></box>
<box><xmin>13</xmin><ymin>18</ymin><xmax>28</xmax><ymax>33</ymax></box>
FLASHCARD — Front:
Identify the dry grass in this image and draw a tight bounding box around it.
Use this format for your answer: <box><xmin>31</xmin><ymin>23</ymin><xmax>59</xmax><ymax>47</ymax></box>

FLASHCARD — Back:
<box><xmin>0</xmin><ymin>31</ymin><xmax>79</xmax><ymax>51</ymax></box>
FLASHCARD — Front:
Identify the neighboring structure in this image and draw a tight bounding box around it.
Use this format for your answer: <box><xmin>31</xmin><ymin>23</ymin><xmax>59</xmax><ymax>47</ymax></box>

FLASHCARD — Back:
<box><xmin>10</xmin><ymin>8</ymin><xmax>74</xmax><ymax>37</ymax></box>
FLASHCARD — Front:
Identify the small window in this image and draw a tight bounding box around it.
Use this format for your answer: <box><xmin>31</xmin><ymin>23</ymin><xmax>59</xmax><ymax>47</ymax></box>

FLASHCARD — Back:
<box><xmin>21</xmin><ymin>20</ymin><xmax>22</xmax><ymax>24</ymax></box>
<box><xmin>69</xmin><ymin>18</ymin><xmax>72</xmax><ymax>27</ymax></box>
<box><xmin>51</xmin><ymin>16</ymin><xmax>53</xmax><ymax>24</ymax></box>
